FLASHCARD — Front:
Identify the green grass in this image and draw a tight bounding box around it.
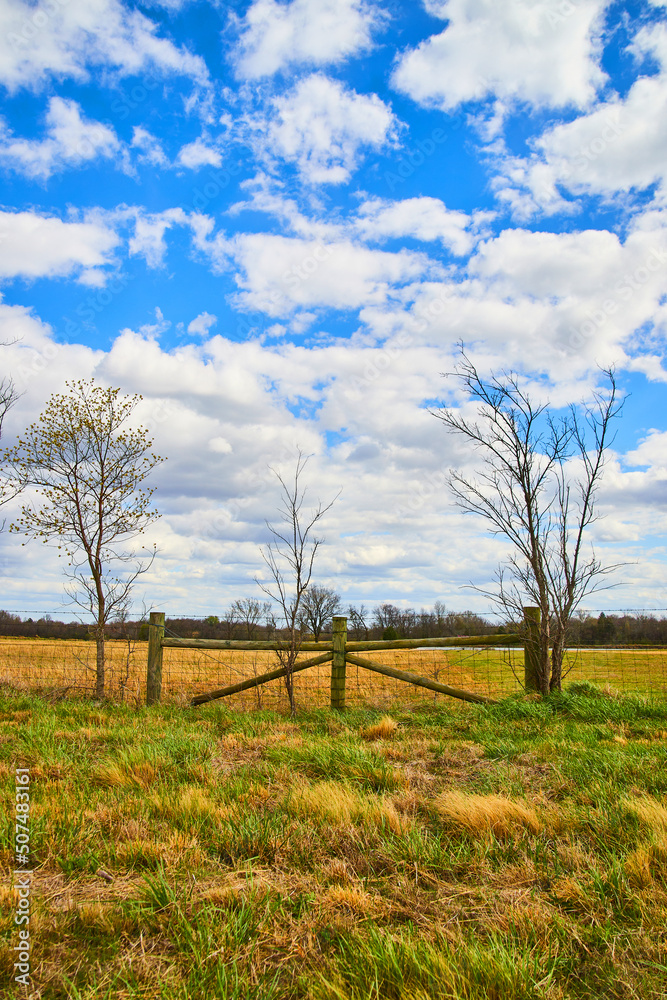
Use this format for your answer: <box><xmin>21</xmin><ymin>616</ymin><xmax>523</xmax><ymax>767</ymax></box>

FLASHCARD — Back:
<box><xmin>2</xmin><ymin>686</ymin><xmax>667</xmax><ymax>997</ymax></box>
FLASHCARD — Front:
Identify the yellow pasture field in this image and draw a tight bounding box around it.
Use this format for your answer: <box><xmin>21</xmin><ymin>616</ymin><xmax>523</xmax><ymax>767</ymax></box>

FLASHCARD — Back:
<box><xmin>0</xmin><ymin>637</ymin><xmax>666</xmax><ymax>707</ymax></box>
<box><xmin>0</xmin><ymin>636</ymin><xmax>143</xmax><ymax>701</ymax></box>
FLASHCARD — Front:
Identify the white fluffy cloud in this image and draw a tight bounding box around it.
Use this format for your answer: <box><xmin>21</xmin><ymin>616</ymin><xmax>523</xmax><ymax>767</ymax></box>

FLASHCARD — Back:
<box><xmin>177</xmin><ymin>138</ymin><xmax>223</xmax><ymax>169</ymax></box>
<box><xmin>625</xmin><ymin>430</ymin><xmax>667</xmax><ymax>473</ymax></box>
<box><xmin>346</xmin><ymin>210</ymin><xmax>667</xmax><ymax>388</ymax></box>
<box><xmin>188</xmin><ymin>311</ymin><xmax>217</xmax><ymax>337</ymax></box>
<box><xmin>186</xmin><ymin>186</ymin><xmax>667</xmax><ymax>380</ymax></box>
<box><xmin>130</xmin><ymin>131</ymin><xmax>224</xmax><ymax>173</ymax></box>
<box><xmin>2</xmin><ymin>310</ymin><xmax>665</xmax><ymax>614</ymax></box>
<box><xmin>392</xmin><ymin>0</ymin><xmax>608</xmax><ymax>112</ymax></box>
<box><xmin>0</xmin><ymin>0</ymin><xmax>207</xmax><ymax>91</ymax></box>
<box><xmin>233</xmin><ymin>0</ymin><xmax>382</xmax><ymax>79</ymax></box>
<box><xmin>0</xmin><ymin>210</ymin><xmax>119</xmax><ymax>282</ymax></box>
<box><xmin>126</xmin><ymin>208</ymin><xmax>192</xmax><ymax>268</ymax></box>
<box><xmin>354</xmin><ymin>197</ymin><xmax>479</xmax><ymax>256</ymax></box>
<box><xmin>0</xmin><ymin>97</ymin><xmax>122</xmax><ymax>180</ymax></box>
<box><xmin>492</xmin><ymin>24</ymin><xmax>667</xmax><ymax>216</ymax></box>
<box><xmin>193</xmin><ymin>228</ymin><xmax>434</xmax><ymax>318</ymax></box>
<box><xmin>259</xmin><ymin>74</ymin><xmax>398</xmax><ymax>184</ymax></box>
<box><xmin>460</xmin><ymin>219</ymin><xmax>667</xmax><ymax>375</ymax></box>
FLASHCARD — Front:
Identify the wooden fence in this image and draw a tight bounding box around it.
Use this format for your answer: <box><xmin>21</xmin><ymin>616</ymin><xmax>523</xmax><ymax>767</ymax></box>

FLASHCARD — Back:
<box><xmin>145</xmin><ymin>611</ymin><xmax>537</xmax><ymax>709</ymax></box>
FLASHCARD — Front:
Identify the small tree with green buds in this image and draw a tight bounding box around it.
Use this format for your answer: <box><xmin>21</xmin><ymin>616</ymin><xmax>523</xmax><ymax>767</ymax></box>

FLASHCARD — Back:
<box><xmin>4</xmin><ymin>380</ymin><xmax>164</xmax><ymax>698</ymax></box>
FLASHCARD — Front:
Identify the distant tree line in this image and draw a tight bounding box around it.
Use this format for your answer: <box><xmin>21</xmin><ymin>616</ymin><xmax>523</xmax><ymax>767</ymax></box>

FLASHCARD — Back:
<box><xmin>0</xmin><ymin>611</ymin><xmax>135</xmax><ymax>641</ymax></box>
<box><xmin>566</xmin><ymin>612</ymin><xmax>667</xmax><ymax>646</ymax></box>
<box><xmin>2</xmin><ymin>602</ymin><xmax>665</xmax><ymax>645</ymax></box>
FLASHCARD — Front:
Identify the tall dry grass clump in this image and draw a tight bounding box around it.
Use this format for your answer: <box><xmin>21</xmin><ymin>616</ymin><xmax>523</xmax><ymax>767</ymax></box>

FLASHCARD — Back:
<box><xmin>91</xmin><ymin>760</ymin><xmax>158</xmax><ymax>789</ymax></box>
<box><xmin>361</xmin><ymin>716</ymin><xmax>398</xmax><ymax>740</ymax></box>
<box><xmin>624</xmin><ymin>794</ymin><xmax>667</xmax><ymax>835</ymax></box>
<box><xmin>623</xmin><ymin>794</ymin><xmax>667</xmax><ymax>883</ymax></box>
<box><xmin>432</xmin><ymin>790</ymin><xmax>540</xmax><ymax>838</ymax></box>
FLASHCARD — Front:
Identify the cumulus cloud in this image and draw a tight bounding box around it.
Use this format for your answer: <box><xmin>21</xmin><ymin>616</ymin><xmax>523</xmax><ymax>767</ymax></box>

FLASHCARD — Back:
<box><xmin>0</xmin><ymin>209</ymin><xmax>119</xmax><ymax>282</ymax></box>
<box><xmin>0</xmin><ymin>204</ymin><xmax>202</xmax><ymax>282</ymax></box>
<box><xmin>354</xmin><ymin>196</ymin><xmax>480</xmax><ymax>256</ymax></box>
<box><xmin>126</xmin><ymin>208</ymin><xmax>192</xmax><ymax>268</ymax></box>
<box><xmin>19</xmin><ymin>316</ymin><xmax>667</xmax><ymax>609</ymax></box>
<box><xmin>0</xmin><ymin>97</ymin><xmax>123</xmax><ymax>180</ymax></box>
<box><xmin>176</xmin><ymin>138</ymin><xmax>223</xmax><ymax>169</ymax></box>
<box><xmin>258</xmin><ymin>74</ymin><xmax>398</xmax><ymax>184</ymax></box>
<box><xmin>187</xmin><ymin>183</ymin><xmax>667</xmax><ymax>381</ymax></box>
<box><xmin>0</xmin><ymin>301</ymin><xmax>101</xmax><ymax>437</ymax></box>
<box><xmin>0</xmin><ymin>300</ymin><xmax>665</xmax><ymax>613</ymax></box>
<box><xmin>193</xmin><ymin>227</ymin><xmax>434</xmax><ymax>318</ymax></box>
<box><xmin>625</xmin><ymin>430</ymin><xmax>667</xmax><ymax>472</ymax></box>
<box><xmin>233</xmin><ymin>0</ymin><xmax>382</xmax><ymax>79</ymax></box>
<box><xmin>345</xmin><ymin>209</ymin><xmax>667</xmax><ymax>388</ymax></box>
<box><xmin>459</xmin><ymin>219</ymin><xmax>667</xmax><ymax>374</ymax></box>
<box><xmin>0</xmin><ymin>0</ymin><xmax>207</xmax><ymax>91</ymax></box>
<box><xmin>492</xmin><ymin>24</ymin><xmax>667</xmax><ymax>216</ymax></box>
<box><xmin>230</xmin><ymin>178</ymin><xmax>487</xmax><ymax>254</ymax></box>
<box><xmin>392</xmin><ymin>0</ymin><xmax>608</xmax><ymax>112</ymax></box>
<box><xmin>188</xmin><ymin>311</ymin><xmax>217</xmax><ymax>337</ymax></box>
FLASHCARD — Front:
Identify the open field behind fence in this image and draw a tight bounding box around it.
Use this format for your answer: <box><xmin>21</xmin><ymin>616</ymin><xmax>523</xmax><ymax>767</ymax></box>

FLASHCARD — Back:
<box><xmin>2</xmin><ymin>636</ymin><xmax>667</xmax><ymax>705</ymax></box>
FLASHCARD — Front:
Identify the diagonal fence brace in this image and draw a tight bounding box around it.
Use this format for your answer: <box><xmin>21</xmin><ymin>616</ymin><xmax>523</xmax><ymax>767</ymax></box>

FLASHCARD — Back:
<box><xmin>190</xmin><ymin>652</ymin><xmax>333</xmax><ymax>706</ymax></box>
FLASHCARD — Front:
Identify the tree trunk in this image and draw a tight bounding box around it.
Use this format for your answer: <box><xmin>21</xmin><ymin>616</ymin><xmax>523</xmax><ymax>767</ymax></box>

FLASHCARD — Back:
<box><xmin>284</xmin><ymin>653</ymin><xmax>296</xmax><ymax>717</ymax></box>
<box><xmin>95</xmin><ymin>632</ymin><xmax>105</xmax><ymax>699</ymax></box>
<box><xmin>550</xmin><ymin>636</ymin><xmax>565</xmax><ymax>692</ymax></box>
<box><xmin>538</xmin><ymin>639</ymin><xmax>550</xmax><ymax>695</ymax></box>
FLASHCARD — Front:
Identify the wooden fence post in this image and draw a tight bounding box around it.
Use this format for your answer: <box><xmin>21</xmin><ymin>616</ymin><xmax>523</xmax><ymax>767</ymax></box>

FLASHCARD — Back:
<box><xmin>331</xmin><ymin>616</ymin><xmax>347</xmax><ymax>710</ymax></box>
<box><xmin>523</xmin><ymin>606</ymin><xmax>541</xmax><ymax>692</ymax></box>
<box><xmin>146</xmin><ymin>612</ymin><xmax>165</xmax><ymax>706</ymax></box>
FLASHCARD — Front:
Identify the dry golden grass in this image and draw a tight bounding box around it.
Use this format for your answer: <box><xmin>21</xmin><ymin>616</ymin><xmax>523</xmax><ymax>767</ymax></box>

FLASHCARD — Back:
<box><xmin>432</xmin><ymin>790</ymin><xmax>541</xmax><ymax>838</ymax></box>
<box><xmin>287</xmin><ymin>779</ymin><xmax>409</xmax><ymax>835</ymax></box>
<box><xmin>0</xmin><ymin>636</ymin><xmax>144</xmax><ymax>700</ymax></box>
<box><xmin>91</xmin><ymin>759</ymin><xmax>160</xmax><ymax>789</ymax></box>
<box><xmin>624</xmin><ymin>845</ymin><xmax>654</xmax><ymax>889</ymax></box>
<box><xmin>550</xmin><ymin>875</ymin><xmax>593</xmax><ymax>908</ymax></box>
<box><xmin>289</xmin><ymin>779</ymin><xmax>361</xmax><ymax>825</ymax></box>
<box><xmin>624</xmin><ymin>793</ymin><xmax>667</xmax><ymax>834</ymax></box>
<box><xmin>324</xmin><ymin>885</ymin><xmax>386</xmax><ymax>917</ymax></box>
<box><xmin>361</xmin><ymin>715</ymin><xmax>398</xmax><ymax>740</ymax></box>
<box><xmin>2</xmin><ymin>635</ymin><xmax>667</xmax><ymax>708</ymax></box>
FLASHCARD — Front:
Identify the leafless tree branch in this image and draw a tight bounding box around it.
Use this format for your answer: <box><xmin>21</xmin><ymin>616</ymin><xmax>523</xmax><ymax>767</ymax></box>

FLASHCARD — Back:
<box><xmin>433</xmin><ymin>350</ymin><xmax>623</xmax><ymax>693</ymax></box>
<box><xmin>256</xmin><ymin>450</ymin><xmax>339</xmax><ymax>716</ymax></box>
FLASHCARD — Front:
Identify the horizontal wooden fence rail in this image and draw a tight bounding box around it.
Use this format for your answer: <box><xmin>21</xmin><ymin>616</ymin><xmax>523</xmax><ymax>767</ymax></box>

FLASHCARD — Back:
<box><xmin>345</xmin><ymin>633</ymin><xmax>522</xmax><ymax>652</ymax></box>
<box><xmin>162</xmin><ymin>638</ymin><xmax>333</xmax><ymax>652</ymax></box>
<box><xmin>146</xmin><ymin>610</ymin><xmax>538</xmax><ymax>709</ymax></box>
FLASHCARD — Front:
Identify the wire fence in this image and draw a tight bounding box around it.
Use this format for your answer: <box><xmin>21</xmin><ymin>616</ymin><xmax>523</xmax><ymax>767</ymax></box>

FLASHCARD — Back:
<box><xmin>0</xmin><ymin>637</ymin><xmax>142</xmax><ymax>703</ymax></box>
<box><xmin>2</xmin><ymin>634</ymin><xmax>667</xmax><ymax>706</ymax></box>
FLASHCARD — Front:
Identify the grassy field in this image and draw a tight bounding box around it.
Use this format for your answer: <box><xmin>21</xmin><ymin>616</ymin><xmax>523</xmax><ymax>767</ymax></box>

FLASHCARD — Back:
<box><xmin>2</xmin><ymin>637</ymin><xmax>667</xmax><ymax>707</ymax></box>
<box><xmin>2</xmin><ymin>685</ymin><xmax>667</xmax><ymax>998</ymax></box>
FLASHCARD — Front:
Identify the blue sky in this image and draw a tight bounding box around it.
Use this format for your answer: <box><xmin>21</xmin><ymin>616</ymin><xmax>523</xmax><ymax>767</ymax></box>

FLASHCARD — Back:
<box><xmin>1</xmin><ymin>0</ymin><xmax>666</xmax><ymax>619</ymax></box>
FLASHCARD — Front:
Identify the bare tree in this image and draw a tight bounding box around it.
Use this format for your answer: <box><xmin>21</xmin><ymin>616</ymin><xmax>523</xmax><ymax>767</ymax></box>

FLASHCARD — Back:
<box><xmin>299</xmin><ymin>584</ymin><xmax>341</xmax><ymax>640</ymax></box>
<box><xmin>347</xmin><ymin>604</ymin><xmax>369</xmax><ymax>640</ymax></box>
<box><xmin>433</xmin><ymin>353</ymin><xmax>622</xmax><ymax>694</ymax></box>
<box><xmin>0</xmin><ymin>377</ymin><xmax>18</xmax><ymax>436</ymax></box>
<box><xmin>256</xmin><ymin>452</ymin><xmax>339</xmax><ymax>716</ymax></box>
<box><xmin>228</xmin><ymin>597</ymin><xmax>272</xmax><ymax>639</ymax></box>
<box><xmin>4</xmin><ymin>380</ymin><xmax>164</xmax><ymax>699</ymax></box>
<box><xmin>373</xmin><ymin>603</ymin><xmax>417</xmax><ymax>637</ymax></box>
<box><xmin>0</xmin><ymin>374</ymin><xmax>21</xmax><ymax>510</ymax></box>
